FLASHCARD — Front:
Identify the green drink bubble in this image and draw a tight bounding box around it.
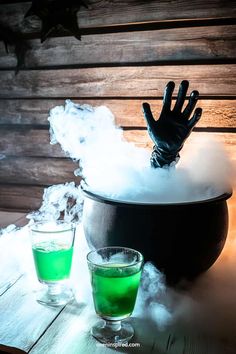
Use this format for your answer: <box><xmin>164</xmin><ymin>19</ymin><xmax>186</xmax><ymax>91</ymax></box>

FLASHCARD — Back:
<box><xmin>32</xmin><ymin>241</ymin><xmax>73</xmax><ymax>282</ymax></box>
<box><xmin>91</xmin><ymin>264</ymin><xmax>142</xmax><ymax>318</ymax></box>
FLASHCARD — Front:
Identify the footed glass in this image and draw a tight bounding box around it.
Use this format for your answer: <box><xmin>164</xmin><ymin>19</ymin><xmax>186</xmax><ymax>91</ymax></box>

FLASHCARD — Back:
<box><xmin>30</xmin><ymin>220</ymin><xmax>75</xmax><ymax>307</ymax></box>
<box><xmin>87</xmin><ymin>247</ymin><xmax>143</xmax><ymax>344</ymax></box>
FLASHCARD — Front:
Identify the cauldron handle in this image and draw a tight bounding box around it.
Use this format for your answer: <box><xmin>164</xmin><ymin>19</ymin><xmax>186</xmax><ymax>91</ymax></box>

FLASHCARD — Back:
<box><xmin>142</xmin><ymin>80</ymin><xmax>202</xmax><ymax>168</ymax></box>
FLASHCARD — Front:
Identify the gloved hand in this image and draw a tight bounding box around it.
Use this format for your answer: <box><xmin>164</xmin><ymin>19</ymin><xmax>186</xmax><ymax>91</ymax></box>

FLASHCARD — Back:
<box><xmin>142</xmin><ymin>80</ymin><xmax>202</xmax><ymax>168</ymax></box>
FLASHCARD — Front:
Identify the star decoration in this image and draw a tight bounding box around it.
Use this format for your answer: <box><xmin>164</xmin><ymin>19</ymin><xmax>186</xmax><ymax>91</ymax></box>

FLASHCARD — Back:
<box><xmin>25</xmin><ymin>0</ymin><xmax>88</xmax><ymax>43</ymax></box>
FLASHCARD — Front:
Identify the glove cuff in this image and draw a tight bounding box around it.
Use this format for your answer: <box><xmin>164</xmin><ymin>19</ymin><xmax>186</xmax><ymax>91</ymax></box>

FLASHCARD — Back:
<box><xmin>151</xmin><ymin>145</ymin><xmax>180</xmax><ymax>168</ymax></box>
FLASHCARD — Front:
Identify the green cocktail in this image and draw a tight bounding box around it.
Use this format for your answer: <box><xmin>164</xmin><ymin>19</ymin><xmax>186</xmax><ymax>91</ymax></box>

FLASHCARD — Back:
<box><xmin>32</xmin><ymin>241</ymin><xmax>73</xmax><ymax>282</ymax></box>
<box><xmin>87</xmin><ymin>247</ymin><xmax>143</xmax><ymax>344</ymax></box>
<box><xmin>30</xmin><ymin>221</ymin><xmax>75</xmax><ymax>307</ymax></box>
<box><xmin>91</xmin><ymin>264</ymin><xmax>141</xmax><ymax>318</ymax></box>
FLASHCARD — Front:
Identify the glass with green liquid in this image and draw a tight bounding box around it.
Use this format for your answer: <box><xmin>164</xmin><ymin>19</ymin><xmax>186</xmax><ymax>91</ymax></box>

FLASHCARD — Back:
<box><xmin>87</xmin><ymin>247</ymin><xmax>143</xmax><ymax>344</ymax></box>
<box><xmin>30</xmin><ymin>221</ymin><xmax>75</xmax><ymax>307</ymax></box>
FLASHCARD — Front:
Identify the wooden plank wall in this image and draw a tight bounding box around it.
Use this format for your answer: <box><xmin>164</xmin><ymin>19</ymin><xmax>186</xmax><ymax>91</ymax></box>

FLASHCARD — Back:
<box><xmin>0</xmin><ymin>0</ymin><xmax>235</xmax><ymax>211</ymax></box>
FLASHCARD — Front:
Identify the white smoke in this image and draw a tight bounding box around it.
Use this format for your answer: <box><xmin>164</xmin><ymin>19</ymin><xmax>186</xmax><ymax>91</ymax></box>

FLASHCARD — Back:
<box><xmin>48</xmin><ymin>100</ymin><xmax>233</xmax><ymax>203</ymax></box>
<box><xmin>133</xmin><ymin>262</ymin><xmax>173</xmax><ymax>330</ymax></box>
<box><xmin>27</xmin><ymin>182</ymin><xmax>83</xmax><ymax>223</ymax></box>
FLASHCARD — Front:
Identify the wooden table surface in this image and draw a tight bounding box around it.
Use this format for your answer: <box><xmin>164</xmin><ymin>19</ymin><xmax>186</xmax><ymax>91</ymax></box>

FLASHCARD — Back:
<box><xmin>0</xmin><ymin>207</ymin><xmax>236</xmax><ymax>354</ymax></box>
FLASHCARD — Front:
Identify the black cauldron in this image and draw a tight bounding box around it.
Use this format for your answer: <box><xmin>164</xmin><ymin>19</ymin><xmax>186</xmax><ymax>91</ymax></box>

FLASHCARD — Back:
<box><xmin>82</xmin><ymin>189</ymin><xmax>232</xmax><ymax>284</ymax></box>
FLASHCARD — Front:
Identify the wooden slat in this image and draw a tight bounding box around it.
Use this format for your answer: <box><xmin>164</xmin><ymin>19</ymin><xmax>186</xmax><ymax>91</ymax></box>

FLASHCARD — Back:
<box><xmin>0</xmin><ymin>127</ymin><xmax>64</xmax><ymax>157</ymax></box>
<box><xmin>28</xmin><ymin>305</ymin><xmax>102</xmax><ymax>354</ymax></box>
<box><xmin>0</xmin><ymin>230</ymin><xmax>236</xmax><ymax>354</ymax></box>
<box><xmin>28</xmin><ymin>304</ymin><xmax>157</xmax><ymax>354</ymax></box>
<box><xmin>0</xmin><ymin>65</ymin><xmax>235</xmax><ymax>98</ymax></box>
<box><xmin>1</xmin><ymin>127</ymin><xmax>235</xmax><ymax>158</ymax></box>
<box><xmin>0</xmin><ymin>99</ymin><xmax>235</xmax><ymax>128</ymax></box>
<box><xmin>0</xmin><ymin>1</ymin><xmax>235</xmax><ymax>36</ymax></box>
<box><xmin>0</xmin><ymin>185</ymin><xmax>44</xmax><ymax>211</ymax></box>
<box><xmin>1</xmin><ymin>229</ymin><xmax>236</xmax><ymax>354</ymax></box>
<box><xmin>0</xmin><ymin>274</ymin><xmax>63</xmax><ymax>352</ymax></box>
<box><xmin>0</xmin><ymin>131</ymin><xmax>235</xmax><ymax>212</ymax></box>
<box><xmin>0</xmin><ymin>211</ymin><xmax>27</xmax><ymax>228</ymax></box>
<box><xmin>123</xmin><ymin>130</ymin><xmax>236</xmax><ymax>161</ymax></box>
<box><xmin>0</xmin><ymin>157</ymin><xmax>78</xmax><ymax>185</ymax></box>
<box><xmin>1</xmin><ymin>180</ymin><xmax>235</xmax><ymax>213</ymax></box>
<box><xmin>0</xmin><ymin>223</ymin><xmax>25</xmax><ymax>300</ymax></box>
<box><xmin>1</xmin><ymin>25</ymin><xmax>235</xmax><ymax>68</ymax></box>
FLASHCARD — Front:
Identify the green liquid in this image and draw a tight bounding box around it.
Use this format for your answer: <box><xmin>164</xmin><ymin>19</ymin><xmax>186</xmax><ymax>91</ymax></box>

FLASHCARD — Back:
<box><xmin>32</xmin><ymin>242</ymin><xmax>73</xmax><ymax>282</ymax></box>
<box><xmin>91</xmin><ymin>264</ymin><xmax>141</xmax><ymax>318</ymax></box>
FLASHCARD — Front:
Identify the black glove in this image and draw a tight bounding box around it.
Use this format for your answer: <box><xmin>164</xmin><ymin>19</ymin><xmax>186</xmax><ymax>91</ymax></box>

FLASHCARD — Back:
<box><xmin>142</xmin><ymin>80</ymin><xmax>202</xmax><ymax>168</ymax></box>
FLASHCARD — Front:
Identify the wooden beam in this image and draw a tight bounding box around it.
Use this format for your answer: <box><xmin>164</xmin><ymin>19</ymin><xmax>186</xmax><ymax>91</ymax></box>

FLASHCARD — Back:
<box><xmin>0</xmin><ymin>99</ymin><xmax>235</xmax><ymax>128</ymax></box>
<box><xmin>123</xmin><ymin>130</ymin><xmax>236</xmax><ymax>161</ymax></box>
<box><xmin>1</xmin><ymin>126</ymin><xmax>235</xmax><ymax>158</ymax></box>
<box><xmin>0</xmin><ymin>157</ymin><xmax>79</xmax><ymax>185</ymax></box>
<box><xmin>0</xmin><ymin>127</ymin><xmax>64</xmax><ymax>157</ymax></box>
<box><xmin>0</xmin><ymin>211</ymin><xmax>27</xmax><ymax>228</ymax></box>
<box><xmin>0</xmin><ymin>1</ymin><xmax>235</xmax><ymax>36</ymax></box>
<box><xmin>0</xmin><ymin>25</ymin><xmax>235</xmax><ymax>69</ymax></box>
<box><xmin>0</xmin><ymin>274</ymin><xmax>64</xmax><ymax>352</ymax></box>
<box><xmin>0</xmin><ymin>65</ymin><xmax>235</xmax><ymax>98</ymax></box>
<box><xmin>0</xmin><ymin>185</ymin><xmax>44</xmax><ymax>211</ymax></box>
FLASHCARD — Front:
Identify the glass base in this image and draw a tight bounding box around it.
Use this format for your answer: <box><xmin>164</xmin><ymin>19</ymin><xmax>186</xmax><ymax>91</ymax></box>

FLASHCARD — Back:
<box><xmin>91</xmin><ymin>319</ymin><xmax>134</xmax><ymax>344</ymax></box>
<box><xmin>37</xmin><ymin>283</ymin><xmax>73</xmax><ymax>307</ymax></box>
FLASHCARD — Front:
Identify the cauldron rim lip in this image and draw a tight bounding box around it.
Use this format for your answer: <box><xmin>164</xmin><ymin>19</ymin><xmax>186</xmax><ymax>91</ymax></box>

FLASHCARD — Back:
<box><xmin>82</xmin><ymin>188</ymin><xmax>232</xmax><ymax>207</ymax></box>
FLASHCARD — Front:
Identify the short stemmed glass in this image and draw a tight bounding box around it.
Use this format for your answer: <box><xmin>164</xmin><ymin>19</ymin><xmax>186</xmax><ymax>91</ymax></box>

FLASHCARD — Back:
<box><xmin>30</xmin><ymin>220</ymin><xmax>76</xmax><ymax>307</ymax></box>
<box><xmin>87</xmin><ymin>247</ymin><xmax>143</xmax><ymax>344</ymax></box>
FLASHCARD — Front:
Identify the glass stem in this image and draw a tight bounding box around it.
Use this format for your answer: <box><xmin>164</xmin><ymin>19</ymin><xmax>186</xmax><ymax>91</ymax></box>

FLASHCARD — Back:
<box><xmin>105</xmin><ymin>320</ymin><xmax>122</xmax><ymax>332</ymax></box>
<box><xmin>47</xmin><ymin>283</ymin><xmax>62</xmax><ymax>296</ymax></box>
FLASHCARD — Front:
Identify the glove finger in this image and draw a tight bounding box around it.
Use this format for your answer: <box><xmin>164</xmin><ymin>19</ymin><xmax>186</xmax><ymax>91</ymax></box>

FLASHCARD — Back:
<box><xmin>188</xmin><ymin>107</ymin><xmax>202</xmax><ymax>129</ymax></box>
<box><xmin>173</xmin><ymin>80</ymin><xmax>189</xmax><ymax>113</ymax></box>
<box><xmin>183</xmin><ymin>90</ymin><xmax>199</xmax><ymax>119</ymax></box>
<box><xmin>142</xmin><ymin>102</ymin><xmax>156</xmax><ymax>131</ymax></box>
<box><xmin>162</xmin><ymin>81</ymin><xmax>175</xmax><ymax>114</ymax></box>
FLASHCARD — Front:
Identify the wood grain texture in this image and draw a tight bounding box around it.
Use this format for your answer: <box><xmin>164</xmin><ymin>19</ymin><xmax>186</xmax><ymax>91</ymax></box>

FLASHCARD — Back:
<box><xmin>0</xmin><ymin>99</ymin><xmax>235</xmax><ymax>128</ymax></box>
<box><xmin>28</xmin><ymin>304</ymin><xmax>115</xmax><ymax>354</ymax></box>
<box><xmin>0</xmin><ymin>0</ymin><xmax>235</xmax><ymax>36</ymax></box>
<box><xmin>0</xmin><ymin>127</ymin><xmax>64</xmax><ymax>157</ymax></box>
<box><xmin>0</xmin><ymin>251</ymin><xmax>24</xmax><ymax>298</ymax></box>
<box><xmin>0</xmin><ymin>128</ymin><xmax>235</xmax><ymax>158</ymax></box>
<box><xmin>0</xmin><ymin>157</ymin><xmax>79</xmax><ymax>185</ymax></box>
<box><xmin>0</xmin><ymin>211</ymin><xmax>27</xmax><ymax>228</ymax></box>
<box><xmin>1</xmin><ymin>182</ymin><xmax>235</xmax><ymax>214</ymax></box>
<box><xmin>0</xmin><ymin>274</ymin><xmax>63</xmax><ymax>352</ymax></box>
<box><xmin>0</xmin><ymin>270</ymin><xmax>23</xmax><ymax>299</ymax></box>
<box><xmin>17</xmin><ymin>289</ymin><xmax>236</xmax><ymax>354</ymax></box>
<box><xmin>123</xmin><ymin>130</ymin><xmax>236</xmax><ymax>161</ymax></box>
<box><xmin>28</xmin><ymin>303</ymin><xmax>172</xmax><ymax>354</ymax></box>
<box><xmin>0</xmin><ymin>185</ymin><xmax>44</xmax><ymax>211</ymax></box>
<box><xmin>0</xmin><ymin>65</ymin><xmax>235</xmax><ymax>98</ymax></box>
<box><xmin>0</xmin><ymin>25</ymin><xmax>235</xmax><ymax>69</ymax></box>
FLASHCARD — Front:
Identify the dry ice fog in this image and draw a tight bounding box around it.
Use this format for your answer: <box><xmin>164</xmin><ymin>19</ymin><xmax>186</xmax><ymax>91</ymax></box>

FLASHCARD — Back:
<box><xmin>1</xmin><ymin>99</ymin><xmax>235</xmax><ymax>349</ymax></box>
<box><xmin>31</xmin><ymin>98</ymin><xmax>234</xmax><ymax>224</ymax></box>
<box><xmin>48</xmin><ymin>100</ymin><xmax>232</xmax><ymax>205</ymax></box>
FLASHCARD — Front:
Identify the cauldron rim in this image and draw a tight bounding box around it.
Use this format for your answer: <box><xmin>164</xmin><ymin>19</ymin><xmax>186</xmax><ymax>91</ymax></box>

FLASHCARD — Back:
<box><xmin>82</xmin><ymin>188</ymin><xmax>232</xmax><ymax>208</ymax></box>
